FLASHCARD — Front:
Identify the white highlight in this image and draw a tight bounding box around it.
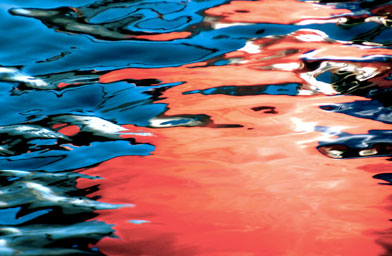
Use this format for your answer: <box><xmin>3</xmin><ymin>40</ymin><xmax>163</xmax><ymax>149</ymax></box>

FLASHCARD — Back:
<box><xmin>213</xmin><ymin>22</ymin><xmax>253</xmax><ymax>30</ymax></box>
<box><xmin>238</xmin><ymin>40</ymin><xmax>261</xmax><ymax>54</ymax></box>
<box><xmin>299</xmin><ymin>61</ymin><xmax>381</xmax><ymax>95</ymax></box>
<box><xmin>25</xmin><ymin>182</ymin><xmax>130</xmax><ymax>209</ymax></box>
<box><xmin>149</xmin><ymin>117</ymin><xmax>202</xmax><ymax>128</ymax></box>
<box><xmin>291</xmin><ymin>117</ymin><xmax>316</xmax><ymax>133</ymax></box>
<box><xmin>272</xmin><ymin>62</ymin><xmax>301</xmax><ymax>71</ymax></box>
<box><xmin>292</xmin><ymin>29</ymin><xmax>330</xmax><ymax>42</ymax></box>
<box><xmin>10</xmin><ymin>8</ymin><xmax>31</xmax><ymax>16</ymax></box>
<box><xmin>299</xmin><ymin>72</ymin><xmax>338</xmax><ymax>95</ymax></box>
<box><xmin>296</xmin><ymin>17</ymin><xmax>348</xmax><ymax>25</ymax></box>
<box><xmin>0</xmin><ymin>67</ymin><xmax>48</xmax><ymax>88</ymax></box>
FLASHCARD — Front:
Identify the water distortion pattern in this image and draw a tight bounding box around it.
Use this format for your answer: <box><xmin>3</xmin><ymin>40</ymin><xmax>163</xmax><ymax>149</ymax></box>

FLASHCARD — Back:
<box><xmin>0</xmin><ymin>0</ymin><xmax>392</xmax><ymax>255</ymax></box>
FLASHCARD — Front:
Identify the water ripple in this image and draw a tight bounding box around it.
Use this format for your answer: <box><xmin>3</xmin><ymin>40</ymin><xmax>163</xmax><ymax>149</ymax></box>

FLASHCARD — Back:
<box><xmin>1</xmin><ymin>0</ymin><xmax>392</xmax><ymax>255</ymax></box>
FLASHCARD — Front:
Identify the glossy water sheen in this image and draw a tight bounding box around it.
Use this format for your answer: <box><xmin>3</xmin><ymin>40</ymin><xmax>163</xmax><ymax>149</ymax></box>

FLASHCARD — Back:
<box><xmin>0</xmin><ymin>0</ymin><xmax>391</xmax><ymax>255</ymax></box>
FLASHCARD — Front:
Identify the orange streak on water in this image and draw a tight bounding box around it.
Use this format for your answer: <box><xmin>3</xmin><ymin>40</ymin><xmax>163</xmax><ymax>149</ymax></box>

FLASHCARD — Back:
<box><xmin>51</xmin><ymin>123</ymin><xmax>67</xmax><ymax>129</ymax></box>
<box><xmin>100</xmin><ymin>65</ymin><xmax>302</xmax><ymax>87</ymax></box>
<box><xmin>133</xmin><ymin>32</ymin><xmax>192</xmax><ymax>41</ymax></box>
<box><xmin>57</xmin><ymin>82</ymin><xmax>70</xmax><ymax>88</ymax></box>
<box><xmin>204</xmin><ymin>0</ymin><xmax>351</xmax><ymax>24</ymax></box>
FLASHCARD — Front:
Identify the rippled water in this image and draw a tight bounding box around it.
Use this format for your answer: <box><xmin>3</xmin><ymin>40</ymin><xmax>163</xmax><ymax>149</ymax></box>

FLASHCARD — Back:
<box><xmin>0</xmin><ymin>0</ymin><xmax>391</xmax><ymax>255</ymax></box>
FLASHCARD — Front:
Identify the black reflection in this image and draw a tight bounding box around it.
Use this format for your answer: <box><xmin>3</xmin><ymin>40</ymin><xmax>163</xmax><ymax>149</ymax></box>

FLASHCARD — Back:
<box><xmin>0</xmin><ymin>67</ymin><xmax>103</xmax><ymax>91</ymax></box>
<box><xmin>317</xmin><ymin>129</ymin><xmax>392</xmax><ymax>159</ymax></box>
<box><xmin>9</xmin><ymin>0</ymin><xmax>192</xmax><ymax>41</ymax></box>
<box><xmin>316</xmin><ymin>0</ymin><xmax>391</xmax><ymax>13</ymax></box>
<box><xmin>183</xmin><ymin>83</ymin><xmax>299</xmax><ymax>96</ymax></box>
<box><xmin>9</xmin><ymin>6</ymin><xmax>143</xmax><ymax>41</ymax></box>
<box><xmin>373</xmin><ymin>173</ymin><xmax>392</xmax><ymax>186</ymax></box>
<box><xmin>320</xmin><ymin>99</ymin><xmax>392</xmax><ymax>124</ymax></box>
<box><xmin>36</xmin><ymin>50</ymin><xmax>72</xmax><ymax>64</ymax></box>
<box><xmin>39</xmin><ymin>70</ymin><xmax>102</xmax><ymax>90</ymax></box>
<box><xmin>0</xmin><ymin>170</ymin><xmax>117</xmax><ymax>255</ymax></box>
<box><xmin>0</xmin><ymin>114</ymin><xmax>140</xmax><ymax>156</ymax></box>
<box><xmin>252</xmin><ymin>106</ymin><xmax>278</xmax><ymax>114</ymax></box>
<box><xmin>149</xmin><ymin>114</ymin><xmax>243</xmax><ymax>128</ymax></box>
<box><xmin>303</xmin><ymin>60</ymin><xmax>392</xmax><ymax>97</ymax></box>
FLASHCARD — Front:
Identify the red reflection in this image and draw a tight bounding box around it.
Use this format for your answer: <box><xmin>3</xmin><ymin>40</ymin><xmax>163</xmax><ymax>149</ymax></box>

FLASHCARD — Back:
<box><xmin>77</xmin><ymin>92</ymin><xmax>392</xmax><ymax>255</ymax></box>
<box><xmin>57</xmin><ymin>125</ymin><xmax>81</xmax><ymax>136</ymax></box>
<box><xmin>78</xmin><ymin>97</ymin><xmax>391</xmax><ymax>255</ymax></box>
<box><xmin>100</xmin><ymin>29</ymin><xmax>392</xmax><ymax>96</ymax></box>
<box><xmin>371</xmin><ymin>4</ymin><xmax>392</xmax><ymax>16</ymax></box>
<box><xmin>76</xmin><ymin>4</ymin><xmax>392</xmax><ymax>255</ymax></box>
<box><xmin>204</xmin><ymin>0</ymin><xmax>351</xmax><ymax>24</ymax></box>
<box><xmin>133</xmin><ymin>32</ymin><xmax>192</xmax><ymax>41</ymax></box>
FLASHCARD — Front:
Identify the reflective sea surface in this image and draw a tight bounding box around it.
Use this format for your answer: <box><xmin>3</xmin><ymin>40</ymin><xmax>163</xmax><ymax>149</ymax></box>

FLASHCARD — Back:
<box><xmin>0</xmin><ymin>0</ymin><xmax>391</xmax><ymax>255</ymax></box>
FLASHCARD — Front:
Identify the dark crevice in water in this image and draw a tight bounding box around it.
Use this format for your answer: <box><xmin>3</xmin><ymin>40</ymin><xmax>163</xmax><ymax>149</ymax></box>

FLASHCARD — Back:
<box><xmin>251</xmin><ymin>106</ymin><xmax>278</xmax><ymax>114</ymax></box>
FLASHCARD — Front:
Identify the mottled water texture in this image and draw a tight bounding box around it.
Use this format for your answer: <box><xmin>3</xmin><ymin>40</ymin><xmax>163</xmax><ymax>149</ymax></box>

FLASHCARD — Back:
<box><xmin>0</xmin><ymin>0</ymin><xmax>392</xmax><ymax>255</ymax></box>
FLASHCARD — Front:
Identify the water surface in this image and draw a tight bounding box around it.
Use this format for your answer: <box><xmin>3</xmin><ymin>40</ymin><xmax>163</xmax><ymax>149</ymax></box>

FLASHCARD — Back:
<box><xmin>0</xmin><ymin>0</ymin><xmax>392</xmax><ymax>255</ymax></box>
